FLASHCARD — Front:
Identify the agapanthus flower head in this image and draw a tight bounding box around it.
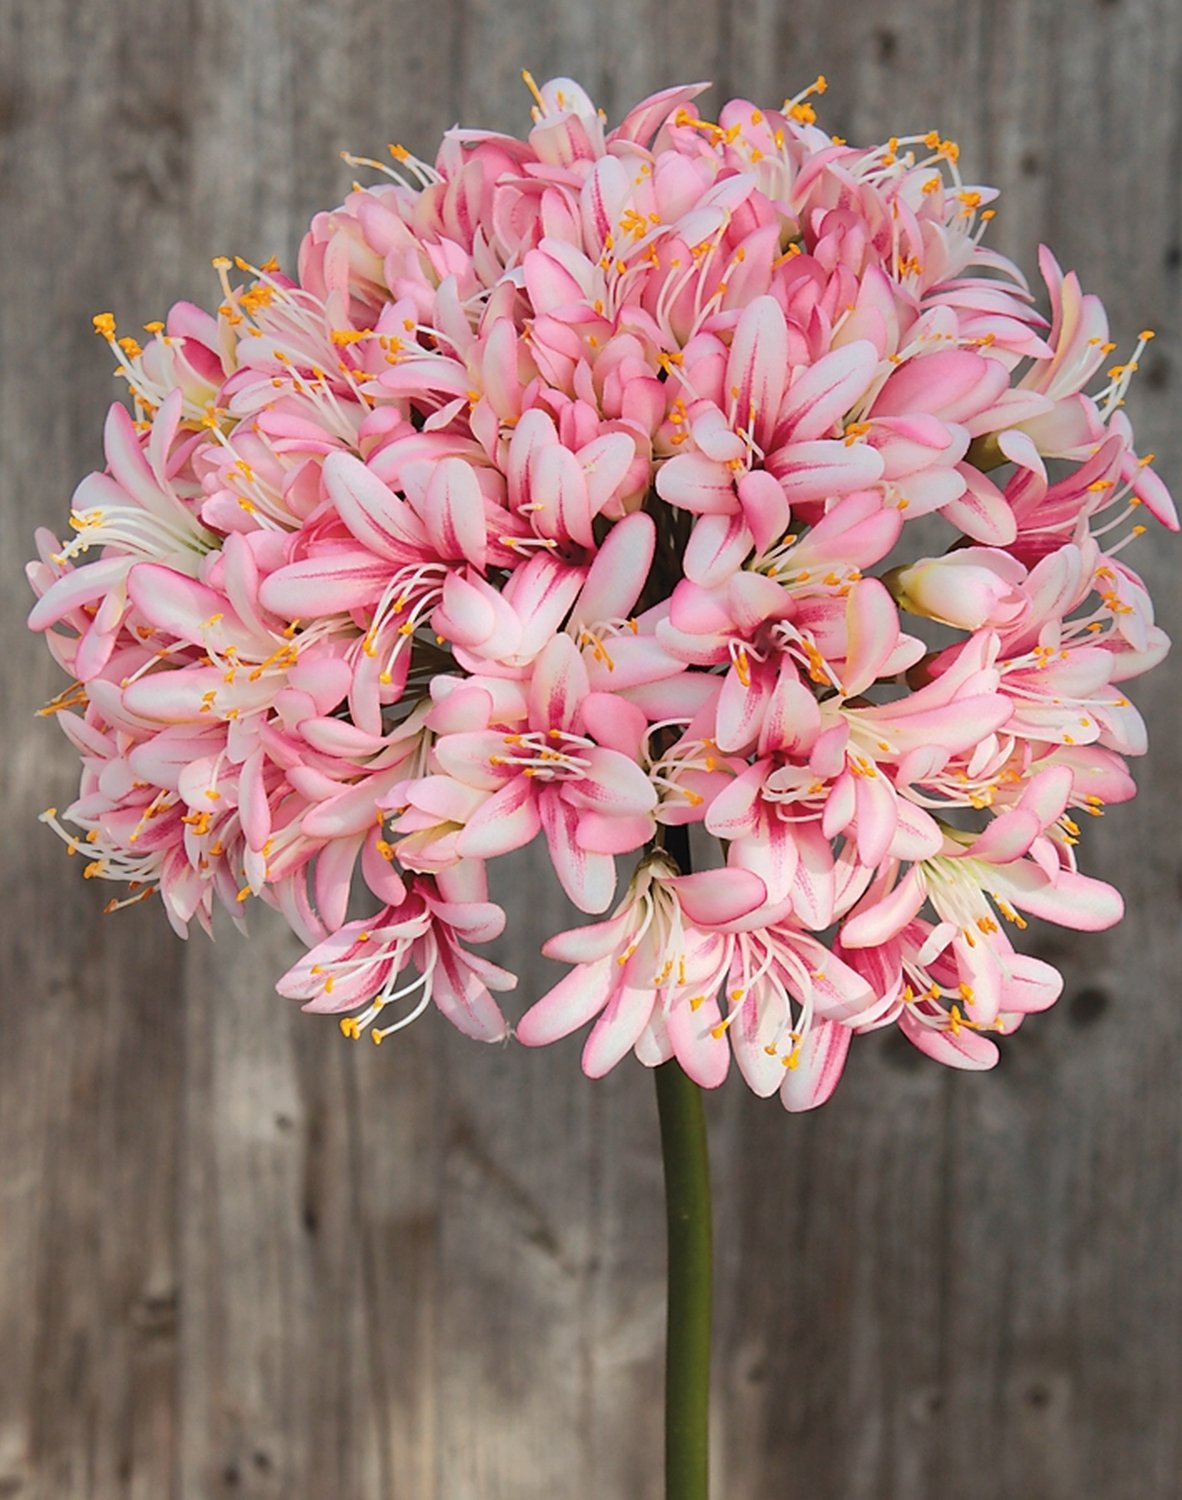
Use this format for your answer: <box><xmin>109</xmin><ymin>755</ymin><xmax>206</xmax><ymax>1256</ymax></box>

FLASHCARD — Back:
<box><xmin>28</xmin><ymin>71</ymin><xmax>1174</xmax><ymax>1109</ymax></box>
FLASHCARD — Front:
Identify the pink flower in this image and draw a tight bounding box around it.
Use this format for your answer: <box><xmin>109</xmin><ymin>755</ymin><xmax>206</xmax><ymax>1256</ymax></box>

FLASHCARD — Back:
<box><xmin>276</xmin><ymin>868</ymin><xmax>514</xmax><ymax>1043</ymax></box>
<box><xmin>516</xmin><ymin>853</ymin><xmax>770</xmax><ymax>1085</ymax></box>
<box><xmin>431</xmin><ymin>634</ymin><xmax>658</xmax><ymax>912</ymax></box>
<box><xmin>27</xmin><ymin>75</ymin><xmax>1174</xmax><ymax>1091</ymax></box>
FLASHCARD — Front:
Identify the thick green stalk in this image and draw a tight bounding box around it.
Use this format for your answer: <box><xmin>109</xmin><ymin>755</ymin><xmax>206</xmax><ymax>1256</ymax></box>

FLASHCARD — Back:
<box><xmin>655</xmin><ymin>1060</ymin><xmax>712</xmax><ymax>1500</ymax></box>
<box><xmin>656</xmin><ymin>822</ymin><xmax>712</xmax><ymax>1500</ymax></box>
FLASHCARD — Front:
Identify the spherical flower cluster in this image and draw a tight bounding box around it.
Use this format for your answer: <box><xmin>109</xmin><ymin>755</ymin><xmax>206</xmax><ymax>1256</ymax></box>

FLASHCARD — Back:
<box><xmin>28</xmin><ymin>74</ymin><xmax>1175</xmax><ymax>1109</ymax></box>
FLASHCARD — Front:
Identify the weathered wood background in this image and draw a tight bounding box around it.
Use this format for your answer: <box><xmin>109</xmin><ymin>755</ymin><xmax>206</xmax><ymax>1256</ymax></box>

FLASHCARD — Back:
<box><xmin>1</xmin><ymin>2</ymin><xmax>1180</xmax><ymax>1496</ymax></box>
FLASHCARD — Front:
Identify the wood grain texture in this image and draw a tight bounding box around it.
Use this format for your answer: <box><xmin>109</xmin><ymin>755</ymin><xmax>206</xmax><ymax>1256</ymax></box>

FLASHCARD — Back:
<box><xmin>1</xmin><ymin>1</ymin><xmax>1180</xmax><ymax>1496</ymax></box>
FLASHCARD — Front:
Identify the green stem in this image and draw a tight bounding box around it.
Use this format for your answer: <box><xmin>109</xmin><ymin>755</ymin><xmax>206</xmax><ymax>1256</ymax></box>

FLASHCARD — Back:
<box><xmin>656</xmin><ymin>821</ymin><xmax>712</xmax><ymax>1500</ymax></box>
<box><xmin>656</xmin><ymin>1060</ymin><xmax>712</xmax><ymax>1500</ymax></box>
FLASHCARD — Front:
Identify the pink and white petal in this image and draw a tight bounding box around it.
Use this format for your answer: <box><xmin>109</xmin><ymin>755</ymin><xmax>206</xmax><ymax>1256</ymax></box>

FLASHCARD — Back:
<box><xmin>27</xmin><ymin>555</ymin><xmax>131</xmax><ymax>632</ymax></box>
<box><xmin>780</xmin><ymin>340</ymin><xmax>878</xmax><ymax>443</ymax></box>
<box><xmin>655</xmin><ymin>452</ymin><xmax>738</xmax><ymax>515</ymax></box>
<box><xmin>259</xmin><ymin>550</ymin><xmax>393</xmax><ymax>617</ymax></box>
<box><xmin>103</xmin><ymin>400</ymin><xmax>173</xmax><ymax>512</ymax></box>
<box><xmin>576</xmin><ymin>810</ymin><xmax>655</xmax><ymax>855</ymax></box>
<box><xmin>516</xmin><ymin>956</ymin><xmax>618</xmax><ymax>1045</ymax></box>
<box><xmin>841</xmin><ymin>578</ymin><xmax>901</xmax><ymax>697</ymax></box>
<box><xmin>736</xmin><ymin>469</ymin><xmax>791</xmax><ymax>554</ymax></box>
<box><xmin>667</xmin><ymin>997</ymin><xmax>731</xmax><ymax>1089</ymax></box>
<box><xmin>633</xmin><ymin>1011</ymin><xmax>675</xmax><ymax>1068</ymax></box>
<box><xmin>899</xmin><ymin>1010</ymin><xmax>999</xmax><ymax>1069</ymax></box>
<box><xmin>575</xmin><ymin>511</ymin><xmax>655</xmax><ymax>624</ymax></box>
<box><xmin>402</xmin><ymin>775</ymin><xmax>488</xmax><ymax>822</ymax></box>
<box><xmin>841</xmin><ymin>865</ymin><xmax>926</xmax><ymax>948</ymax></box>
<box><xmin>122</xmin><ymin>665</ymin><xmax>227</xmax><ymax>723</ymax></box>
<box><xmin>1001</xmin><ymin>864</ymin><xmax>1124</xmax><ymax>931</ymax></box>
<box><xmin>725</xmin><ymin>571</ymin><xmax>794</xmax><ymax>631</ymax></box>
<box><xmin>672</xmin><ymin>867</ymin><xmax>767</xmax><ymax>927</ymax></box>
<box><xmin>821</xmin><ymin>770</ymin><xmax>856</xmax><ymax>841</ymax></box>
<box><xmin>287</xmin><ymin>656</ymin><xmax>352</xmax><ymax>715</ymax></box>
<box><xmin>690</xmin><ymin>403</ymin><xmax>747</xmax><ymax>462</ymax></box>
<box><xmin>889</xmin><ymin>800</ymin><xmax>944</xmax><ymax>861</ymax></box>
<box><xmin>953</xmin><ymin>931</ymin><xmax>1003</xmax><ymax>1027</ymax></box>
<box><xmin>323</xmin><ymin>450</ymin><xmax>422</xmax><ymax>559</ymax></box>
<box><xmin>431</xmin><ymin>942</ymin><xmax>511</xmax><ymax>1041</ymax></box>
<box><xmin>533</xmin><ymin>442</ymin><xmax>594</xmax><ymax>547</ymax></box>
<box><xmin>726</xmin><ymin>296</ymin><xmax>790</xmax><ymax>449</ymax></box>
<box><xmin>729</xmin><ymin>993</ymin><xmax>786</xmax><ymax>1097</ymax></box>
<box><xmin>542</xmin><ymin>909</ymin><xmax>634</xmax><ymax>964</ymax></box>
<box><xmin>943</xmin><ymin>465</ymin><xmax>1018</xmax><ymax>546</ymax></box>
<box><xmin>433</xmin><ymin>730</ymin><xmax>512</xmax><ymax>790</ymax></box>
<box><xmin>73</xmin><ymin>616</ymin><xmax>122</xmax><ymax>681</ymax></box>
<box><xmin>528</xmin><ymin>632</ymin><xmax>591</xmax><ymax>734</ymax></box>
<box><xmin>433</xmin><ymin>571</ymin><xmax>501</xmax><ymax>648</ymax></box>
<box><xmin>808</xmin><ymin>948</ymin><xmax>880</xmax><ymax>1025</ymax></box>
<box><xmin>584</xmin><ymin>634</ymin><xmax>685</xmax><ymax>692</ymax></box>
<box><xmin>770</xmin><ymin>440</ymin><xmax>884</xmax><ymax>504</ymax></box>
<box><xmin>965</xmin><ymin>809</ymin><xmax>1042</xmax><ymax>864</ymax></box>
<box><xmin>778</xmin><ymin>1021</ymin><xmax>852</xmax><ymax>1111</ymax></box>
<box><xmin>758</xmin><ymin>670</ymin><xmax>821</xmax><ymax>757</ymax></box>
<box><xmin>1126</xmin><ymin>456</ymin><xmax>1179</xmax><ymax>531</ymax></box>
<box><xmin>127</xmin><ymin>565</ymin><xmax>246</xmax><ymax>645</ymax></box>
<box><xmin>565</xmin><ymin>748</ymin><xmax>658</xmax><ymax>816</ymax></box>
<box><xmin>362</xmin><ymin>835</ymin><xmax>410</xmax><ymax>908</ymax></box>
<box><xmin>1015</xmin><ymin>764</ymin><xmax>1074</xmax><ymax>827</ymax></box>
<box><xmin>301</xmin><ymin>778</ymin><xmax>396</xmax><ymax>839</ymax></box>
<box><xmin>683</xmin><ymin>512</ymin><xmax>754</xmax><ymax>589</ymax></box>
<box><xmin>714</xmin><ymin>659</ymin><xmax>772</xmax><ymax>753</ymax></box>
<box><xmin>871</xmin><ymin>349</ymin><xmax>1006</xmax><ymax>422</ymax></box>
<box><xmin>581</xmin><ymin>692</ymin><xmax>649</xmax><ymax>758</ymax></box>
<box><xmin>434</xmin><ymin>859</ymin><xmax>493</xmax><ymax>909</ymax></box>
<box><xmin>853</xmin><ymin>769</ymin><xmax>899</xmax><ymax>869</ymax></box>
<box><xmin>581</xmin><ymin>982</ymin><xmax>658</xmax><ymax>1077</ymax></box>
<box><xmin>299</xmin><ymin>715</ymin><xmax>388</xmax><ymax>758</ymax></box>
<box><xmin>423</xmin><ymin>457</ymin><xmax>489</xmax><ymax>569</ymax></box>
<box><xmin>457</xmin><ymin>777</ymin><xmax>542</xmax><ymax>858</ymax></box>
<box><xmin>237</xmin><ymin>747</ymin><xmax>271</xmax><ymax>852</ymax></box>
<box><xmin>609</xmin><ymin>81</ymin><xmax>711</xmax><ymax>146</ymax></box>
<box><xmin>313</xmin><ymin>832</ymin><xmax>366</xmax><ymax>932</ymax></box>
<box><xmin>727</xmin><ymin>819</ymin><xmax>799</xmax><ymax>907</ymax></box>
<box><xmin>1000</xmin><ymin>953</ymin><xmax>1063</xmax><ymax>1013</ymax></box>
<box><xmin>790</xmin><ymin>822</ymin><xmax>837</xmax><ymax>931</ymax></box>
<box><xmin>540</xmin><ymin>788</ymin><xmax>617</xmax><ymax>914</ymax></box>
<box><xmin>579</xmin><ymin>431</ymin><xmax>636</xmax><ymax>518</ymax></box>
<box><xmin>704</xmin><ymin>762</ymin><xmax>765</xmax><ymax>838</ymax></box>
<box><xmin>429</xmin><ymin>899</ymin><xmax>507</xmax><ymax>947</ymax></box>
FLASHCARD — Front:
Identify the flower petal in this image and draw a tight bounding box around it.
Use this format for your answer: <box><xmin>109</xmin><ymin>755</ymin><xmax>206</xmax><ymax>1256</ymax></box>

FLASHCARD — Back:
<box><xmin>457</xmin><ymin>777</ymin><xmax>542</xmax><ymax>858</ymax></box>
<box><xmin>779</xmin><ymin>1021</ymin><xmax>851</xmax><ymax>1111</ymax></box>
<box><xmin>516</xmin><ymin>957</ymin><xmax>618</xmax><ymax>1045</ymax></box>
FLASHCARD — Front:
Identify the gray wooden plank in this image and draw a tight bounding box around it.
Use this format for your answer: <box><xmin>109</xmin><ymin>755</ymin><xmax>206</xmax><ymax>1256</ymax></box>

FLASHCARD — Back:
<box><xmin>2</xmin><ymin>1</ymin><xmax>1181</xmax><ymax>1496</ymax></box>
<box><xmin>0</xmin><ymin>2</ymin><xmax>192</xmax><ymax>1496</ymax></box>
